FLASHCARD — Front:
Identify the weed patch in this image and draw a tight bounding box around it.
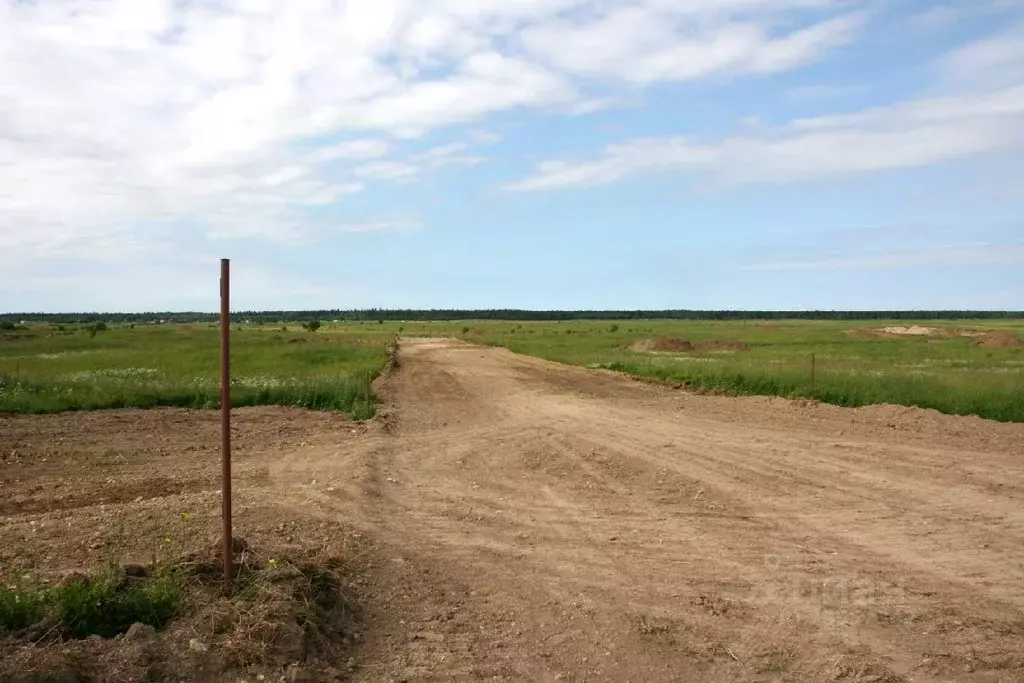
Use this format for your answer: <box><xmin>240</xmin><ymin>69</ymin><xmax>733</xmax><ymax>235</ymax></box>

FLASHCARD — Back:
<box><xmin>0</xmin><ymin>569</ymin><xmax>183</xmax><ymax>638</ymax></box>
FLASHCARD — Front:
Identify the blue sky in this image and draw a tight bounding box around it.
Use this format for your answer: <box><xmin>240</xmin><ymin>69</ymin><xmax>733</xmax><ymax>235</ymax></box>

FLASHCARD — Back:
<box><xmin>1</xmin><ymin>0</ymin><xmax>1022</xmax><ymax>312</ymax></box>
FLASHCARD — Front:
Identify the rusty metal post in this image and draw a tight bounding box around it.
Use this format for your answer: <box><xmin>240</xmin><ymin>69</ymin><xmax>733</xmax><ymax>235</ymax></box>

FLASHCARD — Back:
<box><xmin>220</xmin><ymin>259</ymin><xmax>233</xmax><ymax>594</ymax></box>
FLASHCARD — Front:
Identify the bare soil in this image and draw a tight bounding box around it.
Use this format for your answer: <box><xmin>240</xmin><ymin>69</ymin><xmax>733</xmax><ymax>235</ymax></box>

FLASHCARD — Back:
<box><xmin>4</xmin><ymin>338</ymin><xmax>1024</xmax><ymax>682</ymax></box>
<box><xmin>974</xmin><ymin>331</ymin><xmax>1024</xmax><ymax>349</ymax></box>
<box><xmin>628</xmin><ymin>339</ymin><xmax>748</xmax><ymax>352</ymax></box>
<box><xmin>854</xmin><ymin>327</ymin><xmax>983</xmax><ymax>339</ymax></box>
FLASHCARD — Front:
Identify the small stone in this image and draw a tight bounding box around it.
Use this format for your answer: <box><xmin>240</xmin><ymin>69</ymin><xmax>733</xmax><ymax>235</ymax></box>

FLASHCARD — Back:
<box><xmin>188</xmin><ymin>638</ymin><xmax>209</xmax><ymax>653</ymax></box>
<box><xmin>125</xmin><ymin>622</ymin><xmax>156</xmax><ymax>641</ymax></box>
<box><xmin>346</xmin><ymin>657</ymin><xmax>356</xmax><ymax>671</ymax></box>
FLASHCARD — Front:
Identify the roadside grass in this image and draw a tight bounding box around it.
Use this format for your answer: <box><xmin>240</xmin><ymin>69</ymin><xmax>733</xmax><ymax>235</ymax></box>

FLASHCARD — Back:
<box><xmin>0</xmin><ymin>324</ymin><xmax>389</xmax><ymax>418</ymax></box>
<box><xmin>389</xmin><ymin>318</ymin><xmax>1024</xmax><ymax>423</ymax></box>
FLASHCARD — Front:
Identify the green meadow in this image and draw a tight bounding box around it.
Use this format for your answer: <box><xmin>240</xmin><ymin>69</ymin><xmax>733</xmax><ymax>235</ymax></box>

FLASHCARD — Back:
<box><xmin>2</xmin><ymin>318</ymin><xmax>1022</xmax><ymax>422</ymax></box>
<box><xmin>0</xmin><ymin>323</ymin><xmax>392</xmax><ymax>419</ymax></box>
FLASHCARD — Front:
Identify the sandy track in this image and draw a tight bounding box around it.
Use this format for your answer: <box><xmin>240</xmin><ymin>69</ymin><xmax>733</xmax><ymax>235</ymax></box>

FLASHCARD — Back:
<box><xmin>4</xmin><ymin>338</ymin><xmax>1023</xmax><ymax>681</ymax></box>
<box><xmin>263</xmin><ymin>338</ymin><xmax>1024</xmax><ymax>682</ymax></box>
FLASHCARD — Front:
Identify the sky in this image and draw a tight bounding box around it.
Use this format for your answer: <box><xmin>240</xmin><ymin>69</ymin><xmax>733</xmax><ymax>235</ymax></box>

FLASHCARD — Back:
<box><xmin>1</xmin><ymin>0</ymin><xmax>1022</xmax><ymax>312</ymax></box>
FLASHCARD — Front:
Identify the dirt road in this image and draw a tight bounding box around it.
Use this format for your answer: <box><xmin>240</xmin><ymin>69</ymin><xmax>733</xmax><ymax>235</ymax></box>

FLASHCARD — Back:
<box><xmin>269</xmin><ymin>338</ymin><xmax>1024</xmax><ymax>682</ymax></box>
<box><xmin>4</xmin><ymin>338</ymin><xmax>1024</xmax><ymax>682</ymax></box>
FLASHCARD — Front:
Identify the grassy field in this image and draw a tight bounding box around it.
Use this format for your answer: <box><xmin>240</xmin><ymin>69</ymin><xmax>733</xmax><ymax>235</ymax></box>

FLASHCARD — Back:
<box><xmin>0</xmin><ymin>323</ymin><xmax>393</xmax><ymax>418</ymax></box>
<box><xmin>398</xmin><ymin>318</ymin><xmax>1024</xmax><ymax>423</ymax></box>
<box><xmin>3</xmin><ymin>318</ymin><xmax>1022</xmax><ymax>422</ymax></box>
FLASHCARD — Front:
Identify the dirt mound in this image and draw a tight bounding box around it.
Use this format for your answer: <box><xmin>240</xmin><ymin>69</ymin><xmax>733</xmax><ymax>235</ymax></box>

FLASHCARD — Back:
<box><xmin>628</xmin><ymin>339</ymin><xmax>748</xmax><ymax>352</ymax></box>
<box><xmin>696</xmin><ymin>340</ymin><xmax>748</xmax><ymax>351</ymax></box>
<box><xmin>628</xmin><ymin>339</ymin><xmax>694</xmax><ymax>352</ymax></box>
<box><xmin>0</xmin><ymin>542</ymin><xmax>361</xmax><ymax>683</ymax></box>
<box><xmin>974</xmin><ymin>331</ymin><xmax>1024</xmax><ymax>348</ymax></box>
<box><xmin>849</xmin><ymin>326</ymin><xmax>982</xmax><ymax>339</ymax></box>
<box><xmin>880</xmin><ymin>325</ymin><xmax>942</xmax><ymax>336</ymax></box>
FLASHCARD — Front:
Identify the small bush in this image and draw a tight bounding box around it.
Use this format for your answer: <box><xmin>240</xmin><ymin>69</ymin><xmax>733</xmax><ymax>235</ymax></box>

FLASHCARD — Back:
<box><xmin>0</xmin><ymin>580</ymin><xmax>48</xmax><ymax>630</ymax></box>
<box><xmin>86</xmin><ymin>322</ymin><xmax>108</xmax><ymax>338</ymax></box>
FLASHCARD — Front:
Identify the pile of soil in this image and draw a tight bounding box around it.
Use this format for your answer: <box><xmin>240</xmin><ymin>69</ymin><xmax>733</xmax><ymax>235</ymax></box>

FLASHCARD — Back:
<box><xmin>628</xmin><ymin>339</ymin><xmax>694</xmax><ymax>352</ymax></box>
<box><xmin>696</xmin><ymin>340</ymin><xmax>748</xmax><ymax>351</ymax></box>
<box><xmin>628</xmin><ymin>339</ymin><xmax>748</xmax><ymax>353</ymax></box>
<box><xmin>880</xmin><ymin>325</ymin><xmax>944</xmax><ymax>336</ymax></box>
<box><xmin>849</xmin><ymin>326</ymin><xmax>982</xmax><ymax>339</ymax></box>
<box><xmin>974</xmin><ymin>331</ymin><xmax>1024</xmax><ymax>348</ymax></box>
<box><xmin>0</xmin><ymin>540</ymin><xmax>361</xmax><ymax>683</ymax></box>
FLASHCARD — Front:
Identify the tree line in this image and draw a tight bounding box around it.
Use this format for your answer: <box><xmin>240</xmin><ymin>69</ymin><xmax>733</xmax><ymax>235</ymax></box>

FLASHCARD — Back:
<box><xmin>2</xmin><ymin>309</ymin><xmax>1022</xmax><ymax>324</ymax></box>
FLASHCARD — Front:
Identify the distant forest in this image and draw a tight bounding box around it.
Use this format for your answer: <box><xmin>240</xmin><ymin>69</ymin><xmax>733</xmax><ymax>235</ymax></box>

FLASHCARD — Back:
<box><xmin>3</xmin><ymin>310</ymin><xmax>1022</xmax><ymax>324</ymax></box>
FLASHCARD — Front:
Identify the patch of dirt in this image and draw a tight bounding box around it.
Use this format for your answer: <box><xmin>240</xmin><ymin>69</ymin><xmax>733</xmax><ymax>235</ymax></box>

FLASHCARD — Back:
<box><xmin>852</xmin><ymin>326</ymin><xmax>984</xmax><ymax>339</ymax></box>
<box><xmin>974</xmin><ymin>330</ymin><xmax>1024</xmax><ymax>348</ymax></box>
<box><xmin>695</xmin><ymin>340</ymin><xmax>748</xmax><ymax>351</ymax></box>
<box><xmin>628</xmin><ymin>338</ymin><xmax>695</xmax><ymax>352</ymax></box>
<box><xmin>881</xmin><ymin>325</ymin><xmax>946</xmax><ymax>336</ymax></box>
<box><xmin>4</xmin><ymin>339</ymin><xmax>1024</xmax><ymax>681</ymax></box>
<box><xmin>629</xmin><ymin>338</ymin><xmax>748</xmax><ymax>352</ymax></box>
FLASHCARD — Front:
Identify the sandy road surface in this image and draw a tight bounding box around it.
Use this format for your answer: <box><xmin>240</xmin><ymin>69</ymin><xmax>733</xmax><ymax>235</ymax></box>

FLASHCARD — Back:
<box><xmin>3</xmin><ymin>338</ymin><xmax>1024</xmax><ymax>682</ymax></box>
<box><xmin>269</xmin><ymin>338</ymin><xmax>1024</xmax><ymax>682</ymax></box>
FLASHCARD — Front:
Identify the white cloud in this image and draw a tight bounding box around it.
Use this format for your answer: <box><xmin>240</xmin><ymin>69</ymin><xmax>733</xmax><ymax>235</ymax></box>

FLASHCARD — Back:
<box><xmin>307</xmin><ymin>139</ymin><xmax>390</xmax><ymax>163</ymax></box>
<box><xmin>519</xmin><ymin>6</ymin><xmax>863</xmax><ymax>85</ymax></box>
<box><xmin>506</xmin><ymin>85</ymin><xmax>1024</xmax><ymax>190</ymax></box>
<box><xmin>353</xmin><ymin>161</ymin><xmax>422</xmax><ymax>180</ymax></box>
<box><xmin>739</xmin><ymin>244</ymin><xmax>1024</xmax><ymax>271</ymax></box>
<box><xmin>414</xmin><ymin>142</ymin><xmax>487</xmax><ymax>168</ymax></box>
<box><xmin>940</xmin><ymin>23</ymin><xmax>1024</xmax><ymax>89</ymax></box>
<box><xmin>335</xmin><ymin>219</ymin><xmax>425</xmax><ymax>234</ymax></box>
<box><xmin>0</xmin><ymin>0</ymin><xmax>865</xmax><ymax>264</ymax></box>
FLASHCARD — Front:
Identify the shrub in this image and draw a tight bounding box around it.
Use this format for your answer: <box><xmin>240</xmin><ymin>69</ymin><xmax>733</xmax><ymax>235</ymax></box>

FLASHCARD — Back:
<box><xmin>87</xmin><ymin>322</ymin><xmax>108</xmax><ymax>338</ymax></box>
<box><xmin>0</xmin><ymin>580</ymin><xmax>48</xmax><ymax>630</ymax></box>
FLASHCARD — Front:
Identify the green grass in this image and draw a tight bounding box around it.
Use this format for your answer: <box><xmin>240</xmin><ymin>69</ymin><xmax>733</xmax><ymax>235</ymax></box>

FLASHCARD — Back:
<box><xmin>3</xmin><ymin>318</ymin><xmax>1023</xmax><ymax>422</ymax></box>
<box><xmin>0</xmin><ymin>323</ymin><xmax>391</xmax><ymax>418</ymax></box>
<box><xmin>389</xmin><ymin>318</ymin><xmax>1024</xmax><ymax>423</ymax></box>
<box><xmin>0</xmin><ymin>569</ymin><xmax>182</xmax><ymax>637</ymax></box>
